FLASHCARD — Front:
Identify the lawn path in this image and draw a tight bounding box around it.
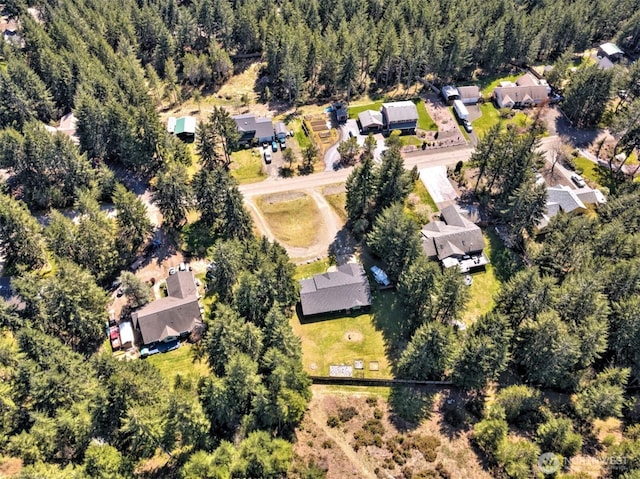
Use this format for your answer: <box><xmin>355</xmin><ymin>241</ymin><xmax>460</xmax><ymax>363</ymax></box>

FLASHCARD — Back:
<box><xmin>307</xmin><ymin>388</ymin><xmax>378</xmax><ymax>479</ymax></box>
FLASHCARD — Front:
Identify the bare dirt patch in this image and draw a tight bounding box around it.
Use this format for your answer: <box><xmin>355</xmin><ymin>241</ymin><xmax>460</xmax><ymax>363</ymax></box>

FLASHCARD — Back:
<box><xmin>323</xmin><ymin>183</ymin><xmax>346</xmax><ymax>195</ymax></box>
<box><xmin>344</xmin><ymin>331</ymin><xmax>364</xmax><ymax>342</ymax></box>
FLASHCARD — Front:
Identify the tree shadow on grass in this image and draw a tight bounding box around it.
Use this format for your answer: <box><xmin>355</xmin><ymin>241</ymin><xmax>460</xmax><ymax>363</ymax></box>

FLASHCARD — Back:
<box><xmin>388</xmin><ymin>385</ymin><xmax>435</xmax><ymax>432</ymax></box>
<box><xmin>370</xmin><ymin>291</ymin><xmax>407</xmax><ymax>367</ymax></box>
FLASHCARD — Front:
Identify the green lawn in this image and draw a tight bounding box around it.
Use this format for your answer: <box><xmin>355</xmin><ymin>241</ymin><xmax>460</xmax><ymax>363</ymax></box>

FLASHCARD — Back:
<box><xmin>405</xmin><ymin>180</ymin><xmax>438</xmax><ymax>225</ymax></box>
<box><xmin>290</xmin><ymin>118</ymin><xmax>311</xmax><ymax>150</ymax></box>
<box><xmin>472</xmin><ymin>103</ymin><xmax>529</xmax><ymax>138</ymax></box>
<box><xmin>479</xmin><ymin>74</ymin><xmax>520</xmax><ymax>96</ymax></box>
<box><xmin>462</xmin><ymin>231</ymin><xmax>504</xmax><ymax>325</ymax></box>
<box><xmin>574</xmin><ymin>156</ymin><xmax>600</xmax><ymax>185</ymax></box>
<box><xmin>229</xmin><ymin>149</ymin><xmax>267</xmax><ymax>184</ymax></box>
<box><xmin>291</xmin><ymin>291</ymin><xmax>397</xmax><ymax>379</ymax></box>
<box><xmin>147</xmin><ymin>343</ymin><xmax>210</xmax><ymax>385</ymax></box>
<box><xmin>295</xmin><ymin>259</ymin><xmax>333</xmax><ymax>280</ymax></box>
<box><xmin>256</xmin><ymin>193</ymin><xmax>323</xmax><ymax>247</ymax></box>
<box><xmin>414</xmin><ymin>99</ymin><xmax>438</xmax><ymax>131</ymax></box>
<box><xmin>401</xmin><ymin>135</ymin><xmax>424</xmax><ymax>147</ymax></box>
<box><xmin>348</xmin><ymin>101</ymin><xmax>384</xmax><ymax>119</ymax></box>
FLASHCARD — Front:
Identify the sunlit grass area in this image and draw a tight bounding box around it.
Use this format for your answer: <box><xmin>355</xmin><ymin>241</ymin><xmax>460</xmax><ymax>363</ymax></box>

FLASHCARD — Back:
<box><xmin>147</xmin><ymin>343</ymin><xmax>210</xmax><ymax>384</ymax></box>
<box><xmin>256</xmin><ymin>193</ymin><xmax>323</xmax><ymax>247</ymax></box>
<box><xmin>229</xmin><ymin>148</ymin><xmax>267</xmax><ymax>184</ymax></box>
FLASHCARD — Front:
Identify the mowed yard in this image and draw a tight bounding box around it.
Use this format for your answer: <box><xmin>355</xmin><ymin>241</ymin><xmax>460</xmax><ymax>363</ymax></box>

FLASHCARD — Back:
<box><xmin>255</xmin><ymin>192</ymin><xmax>323</xmax><ymax>248</ymax></box>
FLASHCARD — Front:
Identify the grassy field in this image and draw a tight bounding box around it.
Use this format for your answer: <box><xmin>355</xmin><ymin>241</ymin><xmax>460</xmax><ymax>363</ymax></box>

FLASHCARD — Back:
<box><xmin>479</xmin><ymin>74</ymin><xmax>520</xmax><ymax>96</ymax></box>
<box><xmin>324</xmin><ymin>192</ymin><xmax>347</xmax><ymax>223</ymax></box>
<box><xmin>348</xmin><ymin>100</ymin><xmax>384</xmax><ymax>119</ymax></box>
<box><xmin>147</xmin><ymin>343</ymin><xmax>210</xmax><ymax>385</ymax></box>
<box><xmin>290</xmin><ymin>118</ymin><xmax>312</xmax><ymax>150</ymax></box>
<box><xmin>291</xmin><ymin>308</ymin><xmax>391</xmax><ymax>378</ymax></box>
<box><xmin>229</xmin><ymin>148</ymin><xmax>267</xmax><ymax>184</ymax></box>
<box><xmin>415</xmin><ymin>99</ymin><xmax>438</xmax><ymax>131</ymax></box>
<box><xmin>295</xmin><ymin>258</ymin><xmax>333</xmax><ymax>280</ymax></box>
<box><xmin>574</xmin><ymin>156</ymin><xmax>601</xmax><ymax>186</ymax></box>
<box><xmin>256</xmin><ymin>193</ymin><xmax>323</xmax><ymax>247</ymax></box>
<box><xmin>472</xmin><ymin>103</ymin><xmax>529</xmax><ymax>138</ymax></box>
<box><xmin>462</xmin><ymin>229</ymin><xmax>513</xmax><ymax>325</ymax></box>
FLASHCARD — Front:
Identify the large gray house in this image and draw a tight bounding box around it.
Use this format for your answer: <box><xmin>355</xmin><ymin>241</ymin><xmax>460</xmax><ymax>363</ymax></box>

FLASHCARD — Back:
<box><xmin>233</xmin><ymin>114</ymin><xmax>274</xmax><ymax>145</ymax></box>
<box><xmin>299</xmin><ymin>263</ymin><xmax>372</xmax><ymax>318</ymax></box>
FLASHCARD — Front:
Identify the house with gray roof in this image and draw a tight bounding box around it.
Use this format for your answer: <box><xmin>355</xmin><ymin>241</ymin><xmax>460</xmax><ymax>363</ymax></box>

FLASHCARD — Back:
<box><xmin>493</xmin><ymin>73</ymin><xmax>549</xmax><ymax>108</ymax></box>
<box><xmin>421</xmin><ymin>205</ymin><xmax>489</xmax><ymax>272</ymax></box>
<box><xmin>233</xmin><ymin>113</ymin><xmax>274</xmax><ymax>145</ymax></box>
<box><xmin>299</xmin><ymin>263</ymin><xmax>372</xmax><ymax>318</ymax></box>
<box><xmin>358</xmin><ymin>110</ymin><xmax>384</xmax><ymax>133</ymax></box>
<box><xmin>538</xmin><ymin>185</ymin><xmax>606</xmax><ymax>229</ymax></box>
<box><xmin>132</xmin><ymin>271</ymin><xmax>202</xmax><ymax>347</ymax></box>
<box><xmin>381</xmin><ymin>101</ymin><xmax>418</xmax><ymax>133</ymax></box>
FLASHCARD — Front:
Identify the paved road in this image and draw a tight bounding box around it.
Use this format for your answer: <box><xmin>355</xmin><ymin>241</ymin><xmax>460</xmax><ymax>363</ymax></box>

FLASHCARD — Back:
<box><xmin>239</xmin><ymin>146</ymin><xmax>475</xmax><ymax>198</ymax></box>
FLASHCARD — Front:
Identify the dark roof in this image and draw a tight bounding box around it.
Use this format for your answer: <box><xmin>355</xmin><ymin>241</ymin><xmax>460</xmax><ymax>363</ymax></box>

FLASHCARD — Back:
<box><xmin>166</xmin><ymin>271</ymin><xmax>197</xmax><ymax>299</ymax></box>
<box><xmin>381</xmin><ymin>101</ymin><xmax>418</xmax><ymax>125</ymax></box>
<box><xmin>132</xmin><ymin>271</ymin><xmax>200</xmax><ymax>345</ymax></box>
<box><xmin>299</xmin><ymin>263</ymin><xmax>372</xmax><ymax>316</ymax></box>
<box><xmin>233</xmin><ymin>114</ymin><xmax>274</xmax><ymax>141</ymax></box>
<box><xmin>421</xmin><ymin>205</ymin><xmax>486</xmax><ymax>260</ymax></box>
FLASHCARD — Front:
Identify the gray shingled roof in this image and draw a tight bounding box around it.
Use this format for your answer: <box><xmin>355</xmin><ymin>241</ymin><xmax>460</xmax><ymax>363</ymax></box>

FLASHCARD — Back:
<box><xmin>381</xmin><ymin>101</ymin><xmax>418</xmax><ymax>124</ymax></box>
<box><xmin>166</xmin><ymin>271</ymin><xmax>197</xmax><ymax>299</ymax></box>
<box><xmin>421</xmin><ymin>205</ymin><xmax>486</xmax><ymax>260</ymax></box>
<box><xmin>233</xmin><ymin>114</ymin><xmax>274</xmax><ymax>141</ymax></box>
<box><xmin>132</xmin><ymin>271</ymin><xmax>200</xmax><ymax>345</ymax></box>
<box><xmin>358</xmin><ymin>110</ymin><xmax>383</xmax><ymax>129</ymax></box>
<box><xmin>457</xmin><ymin>85</ymin><xmax>480</xmax><ymax>100</ymax></box>
<box><xmin>299</xmin><ymin>263</ymin><xmax>372</xmax><ymax>317</ymax></box>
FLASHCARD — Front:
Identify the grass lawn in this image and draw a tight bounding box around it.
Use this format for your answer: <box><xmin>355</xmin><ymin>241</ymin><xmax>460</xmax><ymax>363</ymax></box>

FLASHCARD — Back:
<box><xmin>414</xmin><ymin>99</ymin><xmax>438</xmax><ymax>131</ymax></box>
<box><xmin>462</xmin><ymin>230</ymin><xmax>510</xmax><ymax>325</ymax></box>
<box><xmin>229</xmin><ymin>148</ymin><xmax>267</xmax><ymax>184</ymax></box>
<box><xmin>401</xmin><ymin>135</ymin><xmax>423</xmax><ymax>147</ymax></box>
<box><xmin>479</xmin><ymin>74</ymin><xmax>520</xmax><ymax>96</ymax></box>
<box><xmin>405</xmin><ymin>180</ymin><xmax>438</xmax><ymax>225</ymax></box>
<box><xmin>290</xmin><ymin>307</ymin><xmax>392</xmax><ymax>378</ymax></box>
<box><xmin>295</xmin><ymin>258</ymin><xmax>333</xmax><ymax>280</ymax></box>
<box><xmin>574</xmin><ymin>156</ymin><xmax>600</xmax><ymax>185</ymax></box>
<box><xmin>256</xmin><ymin>193</ymin><xmax>322</xmax><ymax>247</ymax></box>
<box><xmin>348</xmin><ymin>101</ymin><xmax>384</xmax><ymax>119</ymax></box>
<box><xmin>147</xmin><ymin>343</ymin><xmax>210</xmax><ymax>385</ymax></box>
<box><xmin>290</xmin><ymin>118</ymin><xmax>311</xmax><ymax>150</ymax></box>
<box><xmin>324</xmin><ymin>192</ymin><xmax>348</xmax><ymax>223</ymax></box>
<box><xmin>472</xmin><ymin>103</ymin><xmax>529</xmax><ymax>138</ymax></box>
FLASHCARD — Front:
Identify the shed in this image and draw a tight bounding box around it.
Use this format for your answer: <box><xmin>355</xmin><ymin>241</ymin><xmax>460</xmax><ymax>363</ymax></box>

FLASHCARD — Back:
<box><xmin>275</xmin><ymin>122</ymin><xmax>288</xmax><ymax>140</ymax></box>
<box><xmin>118</xmin><ymin>321</ymin><xmax>135</xmax><ymax>349</ymax></box>
<box><xmin>598</xmin><ymin>42</ymin><xmax>624</xmax><ymax>61</ymax></box>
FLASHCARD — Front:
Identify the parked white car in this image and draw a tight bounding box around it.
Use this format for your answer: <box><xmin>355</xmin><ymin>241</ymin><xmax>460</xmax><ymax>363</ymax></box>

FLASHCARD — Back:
<box><xmin>370</xmin><ymin>266</ymin><xmax>391</xmax><ymax>286</ymax></box>
<box><xmin>571</xmin><ymin>173</ymin><xmax>586</xmax><ymax>188</ymax></box>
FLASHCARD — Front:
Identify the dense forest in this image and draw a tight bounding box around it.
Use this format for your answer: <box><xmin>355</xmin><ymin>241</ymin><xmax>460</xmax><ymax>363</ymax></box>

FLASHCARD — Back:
<box><xmin>1</xmin><ymin>0</ymin><xmax>640</xmax><ymax>477</ymax></box>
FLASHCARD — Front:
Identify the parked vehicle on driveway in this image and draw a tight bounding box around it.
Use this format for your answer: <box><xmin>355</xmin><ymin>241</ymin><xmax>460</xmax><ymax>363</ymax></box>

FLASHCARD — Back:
<box><xmin>264</xmin><ymin>150</ymin><xmax>272</xmax><ymax>164</ymax></box>
<box><xmin>571</xmin><ymin>173</ymin><xmax>586</xmax><ymax>188</ymax></box>
<box><xmin>371</xmin><ymin>266</ymin><xmax>391</xmax><ymax>286</ymax></box>
<box><xmin>272</xmin><ymin>140</ymin><xmax>278</xmax><ymax>152</ymax></box>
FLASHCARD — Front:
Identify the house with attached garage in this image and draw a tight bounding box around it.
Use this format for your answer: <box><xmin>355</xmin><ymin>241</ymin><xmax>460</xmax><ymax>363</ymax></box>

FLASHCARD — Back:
<box><xmin>232</xmin><ymin>113</ymin><xmax>274</xmax><ymax>146</ymax></box>
<box><xmin>493</xmin><ymin>73</ymin><xmax>550</xmax><ymax>108</ymax></box>
<box><xmin>132</xmin><ymin>271</ymin><xmax>203</xmax><ymax>348</ymax></box>
<box><xmin>537</xmin><ymin>184</ymin><xmax>607</xmax><ymax>229</ymax></box>
<box><xmin>421</xmin><ymin>205</ymin><xmax>489</xmax><ymax>273</ymax></box>
<box><xmin>299</xmin><ymin>263</ymin><xmax>372</xmax><ymax>318</ymax></box>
